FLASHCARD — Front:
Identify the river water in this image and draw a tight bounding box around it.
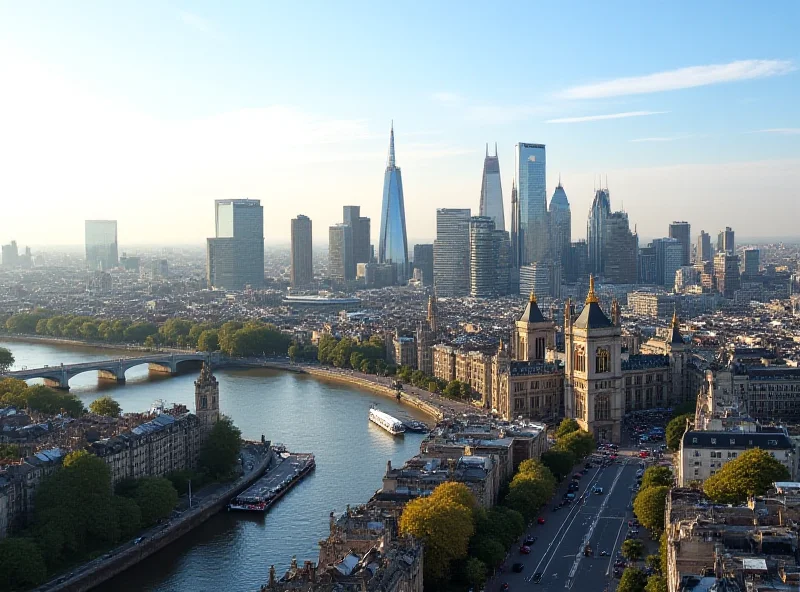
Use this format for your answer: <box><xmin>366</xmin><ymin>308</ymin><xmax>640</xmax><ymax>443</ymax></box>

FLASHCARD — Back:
<box><xmin>0</xmin><ymin>339</ymin><xmax>429</xmax><ymax>592</ymax></box>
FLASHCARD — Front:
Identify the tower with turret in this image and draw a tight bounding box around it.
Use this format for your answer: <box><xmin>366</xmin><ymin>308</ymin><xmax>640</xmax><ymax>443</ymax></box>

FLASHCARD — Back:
<box><xmin>194</xmin><ymin>361</ymin><xmax>220</xmax><ymax>441</ymax></box>
<box><xmin>514</xmin><ymin>291</ymin><xmax>556</xmax><ymax>362</ymax></box>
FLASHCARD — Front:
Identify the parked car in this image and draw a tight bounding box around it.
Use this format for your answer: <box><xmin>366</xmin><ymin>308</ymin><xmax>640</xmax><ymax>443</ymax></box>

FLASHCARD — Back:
<box><xmin>501</xmin><ymin>584</ymin><xmax>510</xmax><ymax>591</ymax></box>
<box><xmin>524</xmin><ymin>536</ymin><xmax>538</xmax><ymax>546</ymax></box>
<box><xmin>592</xmin><ymin>486</ymin><xmax>604</xmax><ymax>494</ymax></box>
<box><xmin>519</xmin><ymin>545</ymin><xmax>531</xmax><ymax>554</ymax></box>
<box><xmin>537</xmin><ymin>517</ymin><xmax>546</xmax><ymax>525</ymax></box>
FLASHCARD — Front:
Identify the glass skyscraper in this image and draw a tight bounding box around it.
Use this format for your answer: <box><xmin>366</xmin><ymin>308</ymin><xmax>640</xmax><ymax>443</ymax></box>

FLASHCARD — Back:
<box><xmin>479</xmin><ymin>144</ymin><xmax>505</xmax><ymax>232</ymax></box>
<box><xmin>378</xmin><ymin>124</ymin><xmax>409</xmax><ymax>283</ymax></box>
<box><xmin>434</xmin><ymin>208</ymin><xmax>471</xmax><ymax>297</ymax></box>
<box><xmin>515</xmin><ymin>143</ymin><xmax>548</xmax><ymax>265</ymax></box>
<box><xmin>85</xmin><ymin>220</ymin><xmax>118</xmax><ymax>271</ymax></box>
<box><xmin>206</xmin><ymin>199</ymin><xmax>264</xmax><ymax>290</ymax></box>
<box><xmin>587</xmin><ymin>188</ymin><xmax>611</xmax><ymax>275</ymax></box>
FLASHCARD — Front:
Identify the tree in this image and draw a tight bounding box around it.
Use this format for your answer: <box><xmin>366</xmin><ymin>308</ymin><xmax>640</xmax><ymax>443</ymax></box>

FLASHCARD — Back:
<box><xmin>459</xmin><ymin>381</ymin><xmax>472</xmax><ymax>399</ymax></box>
<box><xmin>0</xmin><ymin>347</ymin><xmax>14</xmax><ymax>373</ymax></box>
<box><xmin>617</xmin><ymin>567</ymin><xmax>648</xmax><ymax>592</ymax></box>
<box><xmin>556</xmin><ymin>429</ymin><xmax>596</xmax><ymax>459</ymax></box>
<box><xmin>360</xmin><ymin>359</ymin><xmax>373</xmax><ymax>374</ymax></box>
<box><xmin>621</xmin><ymin>539</ymin><xmax>645</xmax><ymax>563</ymax></box>
<box><xmin>350</xmin><ymin>352</ymin><xmax>364</xmax><ymax>371</ymax></box>
<box><xmin>0</xmin><ymin>443</ymin><xmax>20</xmax><ymax>461</ymax></box>
<box><xmin>197</xmin><ymin>329</ymin><xmax>220</xmax><ymax>352</ymax></box>
<box><xmin>556</xmin><ymin>417</ymin><xmax>580</xmax><ymax>438</ymax></box>
<box><xmin>123</xmin><ymin>322</ymin><xmax>159</xmax><ymax>343</ymax></box>
<box><xmin>287</xmin><ymin>344</ymin><xmax>300</xmax><ymax>362</ymax></box>
<box><xmin>0</xmin><ymin>537</ymin><xmax>48</xmax><ymax>590</ymax></box>
<box><xmin>113</xmin><ymin>495</ymin><xmax>142</xmax><ymax>540</ymax></box>
<box><xmin>671</xmin><ymin>401</ymin><xmax>696</xmax><ymax>417</ymax></box>
<box><xmin>444</xmin><ymin>380</ymin><xmax>461</xmax><ymax>398</ymax></box>
<box><xmin>0</xmin><ymin>378</ymin><xmax>28</xmax><ymax>408</ymax></box>
<box><xmin>541</xmin><ymin>449</ymin><xmax>577</xmax><ymax>481</ymax></box>
<box><xmin>640</xmin><ymin>466</ymin><xmax>673</xmax><ymax>491</ymax></box>
<box><xmin>469</xmin><ymin>536</ymin><xmax>505</xmax><ymax>570</ymax></box>
<box><xmin>666</xmin><ymin>414</ymin><xmax>693</xmax><ymax>451</ymax></box>
<box><xmin>703</xmin><ymin>448</ymin><xmax>790</xmax><ymax>504</ymax></box>
<box><xmin>198</xmin><ymin>416</ymin><xmax>242</xmax><ymax>480</ymax></box>
<box><xmin>26</xmin><ymin>385</ymin><xmax>85</xmax><ymax>417</ymax></box>
<box><xmin>464</xmin><ymin>557</ymin><xmax>488</xmax><ymax>588</ymax></box>
<box><xmin>645</xmin><ymin>554</ymin><xmax>662</xmax><ymax>574</ymax></box>
<box><xmin>129</xmin><ymin>477</ymin><xmax>178</xmax><ymax>527</ymax></box>
<box><xmin>89</xmin><ymin>395</ymin><xmax>121</xmax><ymax>417</ymax></box>
<box><xmin>398</xmin><ymin>482</ymin><xmax>475</xmax><ymax>582</ymax></box>
<box><xmin>633</xmin><ymin>486</ymin><xmax>669</xmax><ymax>534</ymax></box>
<box><xmin>645</xmin><ymin>575</ymin><xmax>668</xmax><ymax>592</ymax></box>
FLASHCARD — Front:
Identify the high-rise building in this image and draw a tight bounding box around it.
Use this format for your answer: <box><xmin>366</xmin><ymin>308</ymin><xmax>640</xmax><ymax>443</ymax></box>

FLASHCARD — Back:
<box><xmin>603</xmin><ymin>212</ymin><xmax>638</xmax><ymax>284</ymax></box>
<box><xmin>290</xmin><ymin>215</ymin><xmax>313</xmax><ymax>288</ymax></box>
<box><xmin>510</xmin><ymin>179</ymin><xmax>520</xmax><ymax>268</ymax></box>
<box><xmin>469</xmin><ymin>216</ymin><xmax>496</xmax><ymax>297</ymax></box>
<box><xmin>479</xmin><ymin>144</ymin><xmax>505</xmax><ymax>232</ymax></box>
<box><xmin>566</xmin><ymin>241</ymin><xmax>588</xmax><ymax>284</ymax></box>
<box><xmin>412</xmin><ymin>244</ymin><xmax>434</xmax><ymax>286</ymax></box>
<box><xmin>206</xmin><ymin>199</ymin><xmax>264</xmax><ymax>290</ymax></box>
<box><xmin>697</xmin><ymin>230</ymin><xmax>713</xmax><ymax>263</ymax></box>
<box><xmin>669</xmin><ymin>221</ymin><xmax>691</xmax><ymax>267</ymax></box>
<box><xmin>378</xmin><ymin>124</ymin><xmax>410</xmax><ymax>283</ymax></box>
<box><xmin>85</xmin><ymin>220</ymin><xmax>119</xmax><ymax>271</ymax></box>
<box><xmin>328</xmin><ymin>223</ymin><xmax>354</xmax><ymax>283</ymax></box>
<box><xmin>548</xmin><ymin>178</ymin><xmax>571</xmax><ymax>272</ymax></box>
<box><xmin>587</xmin><ymin>188</ymin><xmax>611</xmax><ymax>275</ymax></box>
<box><xmin>742</xmin><ymin>248</ymin><xmax>760</xmax><ymax>278</ymax></box>
<box><xmin>433</xmin><ymin>208</ymin><xmax>471</xmax><ymax>297</ymax></box>
<box><xmin>519</xmin><ymin>263</ymin><xmax>552</xmax><ymax>298</ymax></box>
<box><xmin>515</xmin><ymin>143</ymin><xmax>548</xmax><ymax>265</ymax></box>
<box><xmin>493</xmin><ymin>230</ymin><xmax>512</xmax><ymax>296</ymax></box>
<box><xmin>652</xmin><ymin>237</ymin><xmax>683</xmax><ymax>288</ymax></box>
<box><xmin>343</xmin><ymin>206</ymin><xmax>371</xmax><ymax>265</ymax></box>
<box><xmin>638</xmin><ymin>245</ymin><xmax>657</xmax><ymax>284</ymax></box>
<box><xmin>714</xmin><ymin>252</ymin><xmax>740</xmax><ymax>298</ymax></box>
<box><xmin>1</xmin><ymin>241</ymin><xmax>19</xmax><ymax>268</ymax></box>
<box><xmin>717</xmin><ymin>227</ymin><xmax>735</xmax><ymax>254</ymax></box>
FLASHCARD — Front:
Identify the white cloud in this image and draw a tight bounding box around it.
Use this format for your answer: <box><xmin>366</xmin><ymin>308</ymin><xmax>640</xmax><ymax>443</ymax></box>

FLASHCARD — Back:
<box><xmin>431</xmin><ymin>91</ymin><xmax>464</xmax><ymax>105</ymax></box>
<box><xmin>755</xmin><ymin>128</ymin><xmax>800</xmax><ymax>135</ymax></box>
<box><xmin>559</xmin><ymin>59</ymin><xmax>794</xmax><ymax>99</ymax></box>
<box><xmin>630</xmin><ymin>134</ymin><xmax>693</xmax><ymax>143</ymax></box>
<box><xmin>546</xmin><ymin>111</ymin><xmax>667</xmax><ymax>124</ymax></box>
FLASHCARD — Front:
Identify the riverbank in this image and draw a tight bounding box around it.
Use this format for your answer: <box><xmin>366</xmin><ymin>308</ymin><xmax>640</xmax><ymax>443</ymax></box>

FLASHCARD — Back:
<box><xmin>0</xmin><ymin>333</ymin><xmax>192</xmax><ymax>354</ymax></box>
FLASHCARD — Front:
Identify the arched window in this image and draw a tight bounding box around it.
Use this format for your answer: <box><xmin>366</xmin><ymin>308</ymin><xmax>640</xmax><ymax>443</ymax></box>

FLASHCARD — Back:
<box><xmin>574</xmin><ymin>346</ymin><xmax>586</xmax><ymax>373</ymax></box>
<box><xmin>595</xmin><ymin>348</ymin><xmax>610</xmax><ymax>374</ymax></box>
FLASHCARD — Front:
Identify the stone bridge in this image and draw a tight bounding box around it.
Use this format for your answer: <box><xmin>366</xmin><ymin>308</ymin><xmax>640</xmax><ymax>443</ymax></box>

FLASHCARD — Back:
<box><xmin>3</xmin><ymin>352</ymin><xmax>219</xmax><ymax>390</ymax></box>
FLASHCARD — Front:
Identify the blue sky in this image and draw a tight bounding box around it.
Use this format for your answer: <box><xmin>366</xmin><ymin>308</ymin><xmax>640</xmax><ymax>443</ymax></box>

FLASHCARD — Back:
<box><xmin>1</xmin><ymin>1</ymin><xmax>798</xmax><ymax>247</ymax></box>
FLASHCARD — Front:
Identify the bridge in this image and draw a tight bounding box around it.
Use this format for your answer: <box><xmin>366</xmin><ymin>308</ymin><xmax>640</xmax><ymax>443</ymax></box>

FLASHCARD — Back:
<box><xmin>3</xmin><ymin>352</ymin><xmax>219</xmax><ymax>390</ymax></box>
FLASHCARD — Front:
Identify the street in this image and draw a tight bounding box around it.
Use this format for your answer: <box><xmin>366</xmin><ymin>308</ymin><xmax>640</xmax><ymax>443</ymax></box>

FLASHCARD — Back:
<box><xmin>495</xmin><ymin>457</ymin><xmax>639</xmax><ymax>592</ymax></box>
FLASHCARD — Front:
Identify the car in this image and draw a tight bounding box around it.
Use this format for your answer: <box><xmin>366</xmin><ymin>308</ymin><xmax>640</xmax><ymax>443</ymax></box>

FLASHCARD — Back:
<box><xmin>501</xmin><ymin>583</ymin><xmax>510</xmax><ymax>591</ymax></box>
<box><xmin>628</xmin><ymin>519</ymin><xmax>634</xmax><ymax>527</ymax></box>
<box><xmin>613</xmin><ymin>568</ymin><xmax>623</xmax><ymax>578</ymax></box>
<box><xmin>519</xmin><ymin>545</ymin><xmax>531</xmax><ymax>554</ymax></box>
<box><xmin>573</xmin><ymin>473</ymin><xmax>583</xmax><ymax>480</ymax></box>
<box><xmin>532</xmin><ymin>572</ymin><xmax>543</xmax><ymax>584</ymax></box>
<box><xmin>639</xmin><ymin>450</ymin><xmax>650</xmax><ymax>458</ymax></box>
<box><xmin>630</xmin><ymin>528</ymin><xmax>640</xmax><ymax>535</ymax></box>
<box><xmin>512</xmin><ymin>562</ymin><xmax>524</xmax><ymax>573</ymax></box>
<box><xmin>537</xmin><ymin>517</ymin><xmax>546</xmax><ymax>524</ymax></box>
<box><xmin>524</xmin><ymin>536</ymin><xmax>538</xmax><ymax>546</ymax></box>
<box><xmin>134</xmin><ymin>537</ymin><xmax>145</xmax><ymax>544</ymax></box>
<box><xmin>592</xmin><ymin>486</ymin><xmax>604</xmax><ymax>494</ymax></box>
<box><xmin>636</xmin><ymin>469</ymin><xmax>644</xmax><ymax>477</ymax></box>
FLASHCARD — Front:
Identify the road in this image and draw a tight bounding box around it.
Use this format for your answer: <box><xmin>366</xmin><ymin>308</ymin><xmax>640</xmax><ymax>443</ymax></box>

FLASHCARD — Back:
<box><xmin>496</xmin><ymin>456</ymin><xmax>640</xmax><ymax>592</ymax></box>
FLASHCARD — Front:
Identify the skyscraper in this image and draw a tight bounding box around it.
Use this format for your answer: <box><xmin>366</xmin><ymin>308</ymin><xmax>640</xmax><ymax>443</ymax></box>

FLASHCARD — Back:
<box><xmin>742</xmin><ymin>248</ymin><xmax>760</xmax><ymax>278</ymax></box>
<box><xmin>290</xmin><ymin>215</ymin><xmax>313</xmax><ymax>288</ymax></box>
<box><xmin>479</xmin><ymin>144</ymin><xmax>505</xmax><ymax>231</ymax></box>
<box><xmin>714</xmin><ymin>252</ymin><xmax>740</xmax><ymax>298</ymax></box>
<box><xmin>85</xmin><ymin>220</ymin><xmax>119</xmax><ymax>271</ymax></box>
<box><xmin>717</xmin><ymin>227</ymin><xmax>735</xmax><ymax>254</ymax></box>
<box><xmin>566</xmin><ymin>240</ymin><xmax>588</xmax><ymax>284</ymax></box>
<box><xmin>493</xmin><ymin>230</ymin><xmax>511</xmax><ymax>296</ymax></box>
<box><xmin>413</xmin><ymin>244</ymin><xmax>434</xmax><ymax>286</ymax></box>
<box><xmin>652</xmin><ymin>237</ymin><xmax>683</xmax><ymax>288</ymax></box>
<box><xmin>328</xmin><ymin>223</ymin><xmax>354</xmax><ymax>283</ymax></box>
<box><xmin>515</xmin><ymin>143</ymin><xmax>548</xmax><ymax>265</ymax></box>
<box><xmin>603</xmin><ymin>212</ymin><xmax>638</xmax><ymax>284</ymax></box>
<box><xmin>587</xmin><ymin>188</ymin><xmax>611</xmax><ymax>275</ymax></box>
<box><xmin>669</xmin><ymin>221</ymin><xmax>691</xmax><ymax>266</ymax></box>
<box><xmin>1</xmin><ymin>241</ymin><xmax>19</xmax><ymax>268</ymax></box>
<box><xmin>433</xmin><ymin>208</ymin><xmax>471</xmax><ymax>297</ymax></box>
<box><xmin>378</xmin><ymin>124</ymin><xmax>410</xmax><ymax>283</ymax></box>
<box><xmin>548</xmin><ymin>178</ymin><xmax>571</xmax><ymax>272</ymax></box>
<box><xmin>638</xmin><ymin>245</ymin><xmax>657</xmax><ymax>284</ymax></box>
<box><xmin>343</xmin><ymin>206</ymin><xmax>371</xmax><ymax>266</ymax></box>
<box><xmin>510</xmin><ymin>179</ymin><xmax>519</xmax><ymax>268</ymax></box>
<box><xmin>697</xmin><ymin>230</ymin><xmax>713</xmax><ymax>263</ymax></box>
<box><xmin>469</xmin><ymin>216</ymin><xmax>496</xmax><ymax>297</ymax></box>
<box><xmin>207</xmin><ymin>199</ymin><xmax>264</xmax><ymax>290</ymax></box>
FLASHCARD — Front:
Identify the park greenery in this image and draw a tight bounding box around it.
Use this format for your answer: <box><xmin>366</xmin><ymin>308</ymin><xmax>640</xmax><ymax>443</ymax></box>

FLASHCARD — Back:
<box><xmin>89</xmin><ymin>395</ymin><xmax>122</xmax><ymax>417</ymax></box>
<box><xmin>0</xmin><ymin>346</ymin><xmax>14</xmax><ymax>373</ymax></box>
<box><xmin>703</xmin><ymin>448</ymin><xmax>790</xmax><ymax>504</ymax></box>
<box><xmin>0</xmin><ymin>378</ymin><xmax>85</xmax><ymax>417</ymax></box>
<box><xmin>553</xmin><ymin>418</ymin><xmax>596</xmax><ymax>459</ymax></box>
<box><xmin>617</xmin><ymin>567</ymin><xmax>649</xmax><ymax>592</ymax></box>
<box><xmin>198</xmin><ymin>416</ymin><xmax>242</xmax><ymax>480</ymax></box>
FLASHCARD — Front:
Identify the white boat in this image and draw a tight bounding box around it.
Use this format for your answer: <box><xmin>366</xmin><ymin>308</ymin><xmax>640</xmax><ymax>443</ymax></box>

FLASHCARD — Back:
<box><xmin>369</xmin><ymin>407</ymin><xmax>405</xmax><ymax>435</ymax></box>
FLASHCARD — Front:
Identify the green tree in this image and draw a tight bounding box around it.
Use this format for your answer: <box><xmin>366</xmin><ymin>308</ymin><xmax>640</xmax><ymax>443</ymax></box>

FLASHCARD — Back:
<box><xmin>556</xmin><ymin>417</ymin><xmax>580</xmax><ymax>438</ymax></box>
<box><xmin>89</xmin><ymin>395</ymin><xmax>121</xmax><ymax>417</ymax></box>
<box><xmin>129</xmin><ymin>477</ymin><xmax>178</xmax><ymax>527</ymax></box>
<box><xmin>350</xmin><ymin>352</ymin><xmax>364</xmax><ymax>371</ymax></box>
<box><xmin>641</xmin><ymin>466</ymin><xmax>673</xmax><ymax>490</ymax></box>
<box><xmin>459</xmin><ymin>381</ymin><xmax>472</xmax><ymax>399</ymax></box>
<box><xmin>360</xmin><ymin>359</ymin><xmax>373</xmax><ymax>374</ymax></box>
<box><xmin>397</xmin><ymin>365</ymin><xmax>412</xmax><ymax>383</ymax></box>
<box><xmin>666</xmin><ymin>413</ymin><xmax>693</xmax><ymax>451</ymax></box>
<box><xmin>398</xmin><ymin>482</ymin><xmax>475</xmax><ymax>582</ymax></box>
<box><xmin>617</xmin><ymin>567</ymin><xmax>648</xmax><ymax>592</ymax></box>
<box><xmin>671</xmin><ymin>401</ymin><xmax>696</xmax><ymax>417</ymax></box>
<box><xmin>540</xmin><ymin>449</ymin><xmax>577</xmax><ymax>481</ymax></box>
<box><xmin>317</xmin><ymin>334</ymin><xmax>338</xmax><ymax>364</ymax></box>
<box><xmin>0</xmin><ymin>347</ymin><xmax>14</xmax><ymax>373</ymax></box>
<box><xmin>621</xmin><ymin>538</ymin><xmax>645</xmax><ymax>563</ymax></box>
<box><xmin>645</xmin><ymin>575</ymin><xmax>668</xmax><ymax>592</ymax></box>
<box><xmin>556</xmin><ymin>429</ymin><xmax>595</xmax><ymax>459</ymax></box>
<box><xmin>197</xmin><ymin>329</ymin><xmax>220</xmax><ymax>352</ymax></box>
<box><xmin>0</xmin><ymin>537</ymin><xmax>48</xmax><ymax>590</ymax></box>
<box><xmin>113</xmin><ymin>495</ymin><xmax>142</xmax><ymax>540</ymax></box>
<box><xmin>80</xmin><ymin>321</ymin><xmax>100</xmax><ymax>340</ymax></box>
<box><xmin>703</xmin><ymin>448</ymin><xmax>790</xmax><ymax>504</ymax></box>
<box><xmin>0</xmin><ymin>443</ymin><xmax>21</xmax><ymax>461</ymax></box>
<box><xmin>6</xmin><ymin>312</ymin><xmax>49</xmax><ymax>334</ymax></box>
<box><xmin>288</xmin><ymin>344</ymin><xmax>300</xmax><ymax>362</ymax></box>
<box><xmin>645</xmin><ymin>554</ymin><xmax>662</xmax><ymax>574</ymax></box>
<box><xmin>444</xmin><ymin>380</ymin><xmax>461</xmax><ymax>398</ymax></box>
<box><xmin>330</xmin><ymin>337</ymin><xmax>354</xmax><ymax>368</ymax></box>
<box><xmin>26</xmin><ymin>385</ymin><xmax>85</xmax><ymax>417</ymax></box>
<box><xmin>0</xmin><ymin>378</ymin><xmax>28</xmax><ymax>408</ymax></box>
<box><xmin>464</xmin><ymin>557</ymin><xmax>488</xmax><ymax>588</ymax></box>
<box><xmin>123</xmin><ymin>322</ymin><xmax>159</xmax><ymax>343</ymax></box>
<box><xmin>633</xmin><ymin>486</ymin><xmax>669</xmax><ymax>534</ymax></box>
<box><xmin>469</xmin><ymin>536</ymin><xmax>505</xmax><ymax>570</ymax></box>
<box><xmin>159</xmin><ymin>319</ymin><xmax>194</xmax><ymax>346</ymax></box>
<box><xmin>198</xmin><ymin>416</ymin><xmax>242</xmax><ymax>480</ymax></box>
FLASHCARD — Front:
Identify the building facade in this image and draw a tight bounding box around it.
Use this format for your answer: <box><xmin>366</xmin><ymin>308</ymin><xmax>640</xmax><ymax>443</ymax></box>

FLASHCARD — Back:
<box><xmin>85</xmin><ymin>220</ymin><xmax>119</xmax><ymax>271</ymax></box>
<box><xmin>433</xmin><ymin>208</ymin><xmax>471</xmax><ymax>297</ymax></box>
<box><xmin>587</xmin><ymin>188</ymin><xmax>611</xmax><ymax>275</ymax></box>
<box><xmin>290</xmin><ymin>214</ymin><xmax>313</xmax><ymax>288</ymax></box>
<box><xmin>479</xmin><ymin>144</ymin><xmax>505</xmax><ymax>231</ymax></box>
<box><xmin>343</xmin><ymin>206</ymin><xmax>371</xmax><ymax>267</ymax></box>
<box><xmin>603</xmin><ymin>211</ymin><xmax>638</xmax><ymax>284</ymax></box>
<box><xmin>329</xmin><ymin>224</ymin><xmax>354</xmax><ymax>283</ymax></box>
<box><xmin>714</xmin><ymin>252</ymin><xmax>741</xmax><ymax>298</ymax></box>
<box><xmin>717</xmin><ymin>226</ymin><xmax>735</xmax><ymax>254</ymax></box>
<box><xmin>669</xmin><ymin>221</ymin><xmax>691</xmax><ymax>267</ymax></box>
<box><xmin>515</xmin><ymin>143</ymin><xmax>548</xmax><ymax>265</ymax></box>
<box><xmin>469</xmin><ymin>216</ymin><xmax>496</xmax><ymax>298</ymax></box>
<box><xmin>412</xmin><ymin>243</ymin><xmax>433</xmax><ymax>286</ymax></box>
<box><xmin>378</xmin><ymin>125</ymin><xmax>410</xmax><ymax>283</ymax></box>
<box><xmin>548</xmin><ymin>180</ymin><xmax>571</xmax><ymax>273</ymax></box>
<box><xmin>207</xmin><ymin>199</ymin><xmax>264</xmax><ymax>290</ymax></box>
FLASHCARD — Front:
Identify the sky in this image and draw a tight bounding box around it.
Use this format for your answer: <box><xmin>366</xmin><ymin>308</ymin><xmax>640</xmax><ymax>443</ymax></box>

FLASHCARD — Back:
<box><xmin>1</xmin><ymin>1</ymin><xmax>798</xmax><ymax>249</ymax></box>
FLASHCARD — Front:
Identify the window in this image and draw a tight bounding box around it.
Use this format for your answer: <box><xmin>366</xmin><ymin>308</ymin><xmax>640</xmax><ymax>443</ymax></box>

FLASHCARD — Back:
<box><xmin>596</xmin><ymin>348</ymin><xmax>610</xmax><ymax>374</ymax></box>
<box><xmin>514</xmin><ymin>398</ymin><xmax>525</xmax><ymax>411</ymax></box>
<box><xmin>574</xmin><ymin>347</ymin><xmax>586</xmax><ymax>373</ymax></box>
<box><xmin>595</xmin><ymin>395</ymin><xmax>610</xmax><ymax>421</ymax></box>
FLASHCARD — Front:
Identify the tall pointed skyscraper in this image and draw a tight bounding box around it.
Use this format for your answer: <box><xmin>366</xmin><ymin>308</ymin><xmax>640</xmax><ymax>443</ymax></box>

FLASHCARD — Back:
<box><xmin>587</xmin><ymin>187</ymin><xmax>611</xmax><ymax>275</ymax></box>
<box><xmin>479</xmin><ymin>143</ymin><xmax>505</xmax><ymax>231</ymax></box>
<box><xmin>378</xmin><ymin>124</ymin><xmax>410</xmax><ymax>283</ymax></box>
<box><xmin>548</xmin><ymin>177</ymin><xmax>571</xmax><ymax>272</ymax></box>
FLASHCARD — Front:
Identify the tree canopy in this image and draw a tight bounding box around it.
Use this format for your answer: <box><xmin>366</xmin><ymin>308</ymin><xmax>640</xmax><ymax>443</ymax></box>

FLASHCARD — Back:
<box><xmin>89</xmin><ymin>395</ymin><xmax>121</xmax><ymax>417</ymax></box>
<box><xmin>621</xmin><ymin>539</ymin><xmax>645</xmax><ymax>562</ymax></box>
<box><xmin>540</xmin><ymin>449</ymin><xmax>577</xmax><ymax>481</ymax></box>
<box><xmin>556</xmin><ymin>429</ymin><xmax>596</xmax><ymax>459</ymax></box>
<box><xmin>633</xmin><ymin>486</ymin><xmax>669</xmax><ymax>534</ymax></box>
<box><xmin>0</xmin><ymin>347</ymin><xmax>14</xmax><ymax>373</ymax></box>
<box><xmin>555</xmin><ymin>417</ymin><xmax>580</xmax><ymax>438</ymax></box>
<box><xmin>0</xmin><ymin>381</ymin><xmax>85</xmax><ymax>417</ymax></box>
<box><xmin>617</xmin><ymin>567</ymin><xmax>648</xmax><ymax>592</ymax></box>
<box><xmin>125</xmin><ymin>477</ymin><xmax>178</xmax><ymax>527</ymax></box>
<box><xmin>640</xmin><ymin>466</ymin><xmax>673</xmax><ymax>490</ymax></box>
<box><xmin>645</xmin><ymin>574</ymin><xmax>668</xmax><ymax>592</ymax></box>
<box><xmin>666</xmin><ymin>414</ymin><xmax>693</xmax><ymax>451</ymax></box>
<box><xmin>198</xmin><ymin>416</ymin><xmax>242</xmax><ymax>480</ymax></box>
<box><xmin>0</xmin><ymin>538</ymin><xmax>48</xmax><ymax>591</ymax></box>
<box><xmin>703</xmin><ymin>448</ymin><xmax>790</xmax><ymax>504</ymax></box>
<box><xmin>504</xmin><ymin>460</ymin><xmax>556</xmax><ymax>521</ymax></box>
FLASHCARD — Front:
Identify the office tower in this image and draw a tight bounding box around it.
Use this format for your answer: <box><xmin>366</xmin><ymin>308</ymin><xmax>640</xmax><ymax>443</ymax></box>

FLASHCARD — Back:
<box><xmin>652</xmin><ymin>238</ymin><xmax>683</xmax><ymax>288</ymax></box>
<box><xmin>519</xmin><ymin>263</ymin><xmax>551</xmax><ymax>298</ymax></box>
<box><xmin>85</xmin><ymin>220</ymin><xmax>118</xmax><ymax>271</ymax></box>
<box><xmin>548</xmin><ymin>178</ymin><xmax>571</xmax><ymax>272</ymax></box>
<box><xmin>469</xmin><ymin>216</ymin><xmax>495</xmax><ymax>297</ymax></box>
<box><xmin>479</xmin><ymin>143</ymin><xmax>505</xmax><ymax>231</ymax></box>
<box><xmin>509</xmin><ymin>179</ymin><xmax>520</xmax><ymax>268</ymax></box>
<box><xmin>714</xmin><ymin>252</ymin><xmax>740</xmax><ymax>298</ymax></box>
<box><xmin>206</xmin><ymin>199</ymin><xmax>264</xmax><ymax>290</ymax></box>
<box><xmin>290</xmin><ymin>215</ymin><xmax>313</xmax><ymax>288</ymax></box>
<box><xmin>1</xmin><ymin>241</ymin><xmax>19</xmax><ymax>268</ymax></box>
<box><xmin>413</xmin><ymin>243</ymin><xmax>434</xmax><ymax>286</ymax></box>
<box><xmin>697</xmin><ymin>230</ymin><xmax>713</xmax><ymax>263</ymax></box>
<box><xmin>493</xmin><ymin>230</ymin><xmax>512</xmax><ymax>296</ymax></box>
<box><xmin>587</xmin><ymin>188</ymin><xmax>611</xmax><ymax>274</ymax></box>
<box><xmin>378</xmin><ymin>124</ymin><xmax>410</xmax><ymax>283</ymax></box>
<box><xmin>742</xmin><ymin>248</ymin><xmax>760</xmax><ymax>278</ymax></box>
<box><xmin>328</xmin><ymin>223</ymin><xmax>354</xmax><ymax>283</ymax></box>
<box><xmin>638</xmin><ymin>245</ymin><xmax>657</xmax><ymax>284</ymax></box>
<box><xmin>603</xmin><ymin>212</ymin><xmax>638</xmax><ymax>284</ymax></box>
<box><xmin>515</xmin><ymin>143</ymin><xmax>548</xmax><ymax>265</ymax></box>
<box><xmin>343</xmin><ymin>206</ymin><xmax>370</xmax><ymax>265</ymax></box>
<box><xmin>717</xmin><ymin>227</ymin><xmax>735</xmax><ymax>254</ymax></box>
<box><xmin>433</xmin><ymin>208</ymin><xmax>471</xmax><ymax>297</ymax></box>
<box><xmin>566</xmin><ymin>241</ymin><xmax>588</xmax><ymax>283</ymax></box>
<box><xmin>669</xmin><ymin>221</ymin><xmax>691</xmax><ymax>267</ymax></box>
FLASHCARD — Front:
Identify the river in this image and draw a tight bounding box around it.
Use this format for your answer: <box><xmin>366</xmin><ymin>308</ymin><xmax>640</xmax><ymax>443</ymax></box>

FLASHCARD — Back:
<box><xmin>0</xmin><ymin>339</ymin><xmax>429</xmax><ymax>592</ymax></box>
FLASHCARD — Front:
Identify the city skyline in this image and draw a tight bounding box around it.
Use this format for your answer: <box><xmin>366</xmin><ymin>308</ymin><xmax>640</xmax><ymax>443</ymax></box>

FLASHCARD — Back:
<box><xmin>1</xmin><ymin>3</ymin><xmax>799</xmax><ymax>248</ymax></box>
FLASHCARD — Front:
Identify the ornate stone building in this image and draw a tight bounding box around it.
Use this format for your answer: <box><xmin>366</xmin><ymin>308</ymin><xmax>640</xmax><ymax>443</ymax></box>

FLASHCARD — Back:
<box><xmin>195</xmin><ymin>361</ymin><xmax>220</xmax><ymax>440</ymax></box>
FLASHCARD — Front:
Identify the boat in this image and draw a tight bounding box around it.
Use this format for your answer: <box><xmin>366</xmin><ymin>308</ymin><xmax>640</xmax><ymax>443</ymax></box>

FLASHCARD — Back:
<box><xmin>369</xmin><ymin>407</ymin><xmax>406</xmax><ymax>435</ymax></box>
<box><xmin>402</xmin><ymin>419</ymin><xmax>429</xmax><ymax>433</ymax></box>
<box><xmin>228</xmin><ymin>452</ymin><xmax>315</xmax><ymax>512</ymax></box>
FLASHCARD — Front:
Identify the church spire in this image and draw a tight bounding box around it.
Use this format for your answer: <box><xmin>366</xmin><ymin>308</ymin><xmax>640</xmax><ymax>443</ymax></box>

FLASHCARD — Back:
<box><xmin>387</xmin><ymin>122</ymin><xmax>396</xmax><ymax>168</ymax></box>
<box><xmin>529</xmin><ymin>290</ymin><xmax>537</xmax><ymax>304</ymax></box>
<box><xmin>585</xmin><ymin>275</ymin><xmax>599</xmax><ymax>304</ymax></box>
